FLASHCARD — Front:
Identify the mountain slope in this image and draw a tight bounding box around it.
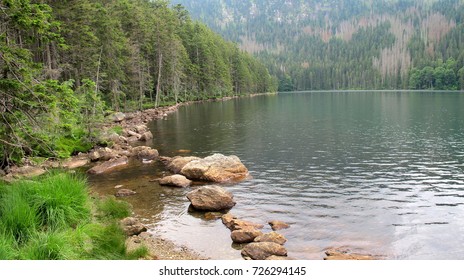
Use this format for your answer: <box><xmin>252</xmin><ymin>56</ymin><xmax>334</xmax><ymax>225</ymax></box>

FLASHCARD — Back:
<box><xmin>173</xmin><ymin>0</ymin><xmax>464</xmax><ymax>90</ymax></box>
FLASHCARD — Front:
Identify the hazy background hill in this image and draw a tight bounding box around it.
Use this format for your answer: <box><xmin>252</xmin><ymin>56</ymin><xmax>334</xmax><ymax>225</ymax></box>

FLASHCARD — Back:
<box><xmin>173</xmin><ymin>0</ymin><xmax>464</xmax><ymax>91</ymax></box>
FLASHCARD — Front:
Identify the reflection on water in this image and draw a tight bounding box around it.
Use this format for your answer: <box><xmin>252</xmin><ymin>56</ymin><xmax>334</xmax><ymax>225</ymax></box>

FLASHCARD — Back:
<box><xmin>90</xmin><ymin>91</ymin><xmax>464</xmax><ymax>259</ymax></box>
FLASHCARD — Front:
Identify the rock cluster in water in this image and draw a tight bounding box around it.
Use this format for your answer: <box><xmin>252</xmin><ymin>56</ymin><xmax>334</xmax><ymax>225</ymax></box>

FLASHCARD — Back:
<box><xmin>220</xmin><ymin>213</ymin><xmax>291</xmax><ymax>260</ymax></box>
<box><xmin>160</xmin><ymin>154</ymin><xmax>249</xmax><ymax>183</ymax></box>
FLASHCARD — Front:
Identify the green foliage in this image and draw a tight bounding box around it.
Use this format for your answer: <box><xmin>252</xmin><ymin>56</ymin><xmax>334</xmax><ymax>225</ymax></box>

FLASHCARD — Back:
<box><xmin>0</xmin><ymin>173</ymin><xmax>146</xmax><ymax>260</ymax></box>
<box><xmin>96</xmin><ymin>196</ymin><xmax>131</xmax><ymax>220</ymax></box>
<box><xmin>175</xmin><ymin>0</ymin><xmax>464</xmax><ymax>91</ymax></box>
<box><xmin>409</xmin><ymin>58</ymin><xmax>460</xmax><ymax>90</ymax></box>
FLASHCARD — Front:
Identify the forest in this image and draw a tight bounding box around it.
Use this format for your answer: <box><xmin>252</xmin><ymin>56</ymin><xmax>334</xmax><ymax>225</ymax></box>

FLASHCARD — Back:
<box><xmin>174</xmin><ymin>0</ymin><xmax>464</xmax><ymax>91</ymax></box>
<box><xmin>0</xmin><ymin>0</ymin><xmax>277</xmax><ymax>168</ymax></box>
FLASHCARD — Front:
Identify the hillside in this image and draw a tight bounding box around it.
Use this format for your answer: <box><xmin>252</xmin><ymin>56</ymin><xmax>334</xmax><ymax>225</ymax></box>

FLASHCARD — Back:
<box><xmin>0</xmin><ymin>0</ymin><xmax>276</xmax><ymax>168</ymax></box>
<box><xmin>173</xmin><ymin>0</ymin><xmax>464</xmax><ymax>90</ymax></box>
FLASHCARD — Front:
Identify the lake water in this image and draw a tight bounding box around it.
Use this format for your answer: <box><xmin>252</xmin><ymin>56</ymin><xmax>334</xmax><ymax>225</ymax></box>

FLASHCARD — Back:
<box><xmin>90</xmin><ymin>91</ymin><xmax>464</xmax><ymax>259</ymax></box>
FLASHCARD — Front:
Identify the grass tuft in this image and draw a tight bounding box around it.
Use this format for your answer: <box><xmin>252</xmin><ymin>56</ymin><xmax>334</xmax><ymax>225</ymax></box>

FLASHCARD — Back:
<box><xmin>96</xmin><ymin>196</ymin><xmax>132</xmax><ymax>220</ymax></box>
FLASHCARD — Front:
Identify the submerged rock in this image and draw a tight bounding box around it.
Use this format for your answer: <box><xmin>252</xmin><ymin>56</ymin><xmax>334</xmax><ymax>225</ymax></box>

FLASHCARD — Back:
<box><xmin>115</xmin><ymin>189</ymin><xmax>137</xmax><ymax>197</ymax></box>
<box><xmin>241</xmin><ymin>242</ymin><xmax>287</xmax><ymax>260</ymax></box>
<box><xmin>120</xmin><ymin>217</ymin><xmax>147</xmax><ymax>236</ymax></box>
<box><xmin>159</xmin><ymin>174</ymin><xmax>192</xmax><ymax>188</ymax></box>
<box><xmin>269</xmin><ymin>220</ymin><xmax>290</xmax><ymax>231</ymax></box>
<box><xmin>187</xmin><ymin>185</ymin><xmax>236</xmax><ymax>211</ymax></box>
<box><xmin>180</xmin><ymin>154</ymin><xmax>249</xmax><ymax>183</ymax></box>
<box><xmin>324</xmin><ymin>248</ymin><xmax>379</xmax><ymax>260</ymax></box>
<box><xmin>87</xmin><ymin>156</ymin><xmax>129</xmax><ymax>174</ymax></box>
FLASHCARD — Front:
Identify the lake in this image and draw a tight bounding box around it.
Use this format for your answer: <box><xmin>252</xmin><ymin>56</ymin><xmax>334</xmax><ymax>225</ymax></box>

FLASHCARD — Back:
<box><xmin>90</xmin><ymin>91</ymin><xmax>464</xmax><ymax>259</ymax></box>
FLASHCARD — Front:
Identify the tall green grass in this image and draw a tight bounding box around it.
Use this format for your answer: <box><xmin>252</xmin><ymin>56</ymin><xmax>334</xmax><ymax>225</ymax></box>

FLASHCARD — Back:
<box><xmin>0</xmin><ymin>172</ymin><xmax>146</xmax><ymax>260</ymax></box>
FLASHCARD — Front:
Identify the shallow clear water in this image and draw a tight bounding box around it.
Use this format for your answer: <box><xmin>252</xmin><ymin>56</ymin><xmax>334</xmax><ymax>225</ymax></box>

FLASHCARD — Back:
<box><xmin>90</xmin><ymin>91</ymin><xmax>464</xmax><ymax>259</ymax></box>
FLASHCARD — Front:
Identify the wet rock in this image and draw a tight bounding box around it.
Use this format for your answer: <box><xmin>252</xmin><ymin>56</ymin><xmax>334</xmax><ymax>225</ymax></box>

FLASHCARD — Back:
<box><xmin>241</xmin><ymin>242</ymin><xmax>287</xmax><ymax>260</ymax></box>
<box><xmin>234</xmin><ymin>220</ymin><xmax>264</xmax><ymax>231</ymax></box>
<box><xmin>140</xmin><ymin>131</ymin><xmax>153</xmax><ymax>141</ymax></box>
<box><xmin>131</xmin><ymin>146</ymin><xmax>159</xmax><ymax>160</ymax></box>
<box><xmin>159</xmin><ymin>174</ymin><xmax>192</xmax><ymax>188</ymax></box>
<box><xmin>269</xmin><ymin>220</ymin><xmax>290</xmax><ymax>231</ymax></box>
<box><xmin>99</xmin><ymin>147</ymin><xmax>118</xmax><ymax>161</ymax></box>
<box><xmin>115</xmin><ymin>189</ymin><xmax>137</xmax><ymax>197</ymax></box>
<box><xmin>231</xmin><ymin>229</ymin><xmax>263</xmax><ymax>244</ymax></box>
<box><xmin>166</xmin><ymin>156</ymin><xmax>201</xmax><ymax>173</ymax></box>
<box><xmin>204</xmin><ymin>212</ymin><xmax>223</xmax><ymax>220</ymax></box>
<box><xmin>187</xmin><ymin>185</ymin><xmax>236</xmax><ymax>211</ymax></box>
<box><xmin>221</xmin><ymin>213</ymin><xmax>237</xmax><ymax>229</ymax></box>
<box><xmin>254</xmin><ymin>232</ymin><xmax>287</xmax><ymax>245</ymax></box>
<box><xmin>324</xmin><ymin>248</ymin><xmax>378</xmax><ymax>260</ymax></box>
<box><xmin>62</xmin><ymin>158</ymin><xmax>89</xmax><ymax>169</ymax></box>
<box><xmin>120</xmin><ymin>217</ymin><xmax>147</xmax><ymax>236</ymax></box>
<box><xmin>87</xmin><ymin>156</ymin><xmax>129</xmax><ymax>174</ymax></box>
<box><xmin>180</xmin><ymin>154</ymin><xmax>249</xmax><ymax>183</ymax></box>
<box><xmin>112</xmin><ymin>112</ymin><xmax>126</xmax><ymax>122</ymax></box>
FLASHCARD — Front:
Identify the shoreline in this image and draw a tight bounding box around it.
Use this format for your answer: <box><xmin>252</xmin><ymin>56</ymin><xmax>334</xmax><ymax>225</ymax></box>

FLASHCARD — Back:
<box><xmin>0</xmin><ymin>92</ymin><xmax>275</xmax><ymax>260</ymax></box>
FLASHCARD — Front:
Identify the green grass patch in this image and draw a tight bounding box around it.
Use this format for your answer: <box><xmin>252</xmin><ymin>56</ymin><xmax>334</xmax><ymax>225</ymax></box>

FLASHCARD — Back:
<box><xmin>0</xmin><ymin>173</ymin><xmax>147</xmax><ymax>260</ymax></box>
<box><xmin>96</xmin><ymin>196</ymin><xmax>132</xmax><ymax>220</ymax></box>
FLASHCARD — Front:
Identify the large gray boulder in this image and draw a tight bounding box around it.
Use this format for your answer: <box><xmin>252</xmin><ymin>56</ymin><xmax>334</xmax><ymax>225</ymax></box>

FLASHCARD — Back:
<box><xmin>180</xmin><ymin>154</ymin><xmax>248</xmax><ymax>183</ymax></box>
<box><xmin>187</xmin><ymin>185</ymin><xmax>236</xmax><ymax>211</ymax></box>
<box><xmin>241</xmin><ymin>242</ymin><xmax>287</xmax><ymax>260</ymax></box>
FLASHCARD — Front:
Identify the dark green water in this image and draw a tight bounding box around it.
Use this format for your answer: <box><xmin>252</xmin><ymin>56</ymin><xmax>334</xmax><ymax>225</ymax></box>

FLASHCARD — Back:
<box><xmin>91</xmin><ymin>91</ymin><xmax>464</xmax><ymax>259</ymax></box>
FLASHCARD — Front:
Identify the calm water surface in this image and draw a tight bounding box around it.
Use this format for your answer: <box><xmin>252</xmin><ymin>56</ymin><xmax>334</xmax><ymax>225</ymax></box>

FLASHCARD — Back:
<box><xmin>89</xmin><ymin>91</ymin><xmax>464</xmax><ymax>259</ymax></box>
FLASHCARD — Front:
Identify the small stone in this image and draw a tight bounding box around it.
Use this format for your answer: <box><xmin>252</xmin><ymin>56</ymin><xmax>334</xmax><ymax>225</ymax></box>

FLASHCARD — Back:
<box><xmin>231</xmin><ymin>229</ymin><xmax>263</xmax><ymax>244</ymax></box>
<box><xmin>204</xmin><ymin>212</ymin><xmax>223</xmax><ymax>220</ymax></box>
<box><xmin>241</xmin><ymin>242</ymin><xmax>287</xmax><ymax>260</ymax></box>
<box><xmin>112</xmin><ymin>112</ymin><xmax>126</xmax><ymax>122</ymax></box>
<box><xmin>159</xmin><ymin>174</ymin><xmax>192</xmax><ymax>188</ymax></box>
<box><xmin>114</xmin><ymin>185</ymin><xmax>124</xmax><ymax>189</ymax></box>
<box><xmin>221</xmin><ymin>213</ymin><xmax>237</xmax><ymax>229</ymax></box>
<box><xmin>254</xmin><ymin>231</ymin><xmax>287</xmax><ymax>245</ymax></box>
<box><xmin>140</xmin><ymin>131</ymin><xmax>153</xmax><ymax>141</ymax></box>
<box><xmin>324</xmin><ymin>248</ymin><xmax>379</xmax><ymax>260</ymax></box>
<box><xmin>269</xmin><ymin>220</ymin><xmax>290</xmax><ymax>231</ymax></box>
<box><xmin>115</xmin><ymin>189</ymin><xmax>137</xmax><ymax>197</ymax></box>
<box><xmin>120</xmin><ymin>217</ymin><xmax>147</xmax><ymax>236</ymax></box>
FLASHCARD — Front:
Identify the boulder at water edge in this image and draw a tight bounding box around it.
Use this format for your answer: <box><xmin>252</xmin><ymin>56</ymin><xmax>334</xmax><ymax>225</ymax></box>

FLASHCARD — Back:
<box><xmin>231</xmin><ymin>229</ymin><xmax>263</xmax><ymax>244</ymax></box>
<box><xmin>254</xmin><ymin>231</ymin><xmax>287</xmax><ymax>245</ymax></box>
<box><xmin>87</xmin><ymin>156</ymin><xmax>129</xmax><ymax>174</ymax></box>
<box><xmin>241</xmin><ymin>242</ymin><xmax>287</xmax><ymax>260</ymax></box>
<box><xmin>130</xmin><ymin>146</ymin><xmax>159</xmax><ymax>160</ymax></box>
<box><xmin>120</xmin><ymin>217</ymin><xmax>147</xmax><ymax>236</ymax></box>
<box><xmin>180</xmin><ymin>154</ymin><xmax>249</xmax><ymax>183</ymax></box>
<box><xmin>186</xmin><ymin>185</ymin><xmax>236</xmax><ymax>211</ymax></box>
<box><xmin>159</xmin><ymin>174</ymin><xmax>192</xmax><ymax>188</ymax></box>
<box><xmin>165</xmin><ymin>156</ymin><xmax>201</xmax><ymax>173</ymax></box>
